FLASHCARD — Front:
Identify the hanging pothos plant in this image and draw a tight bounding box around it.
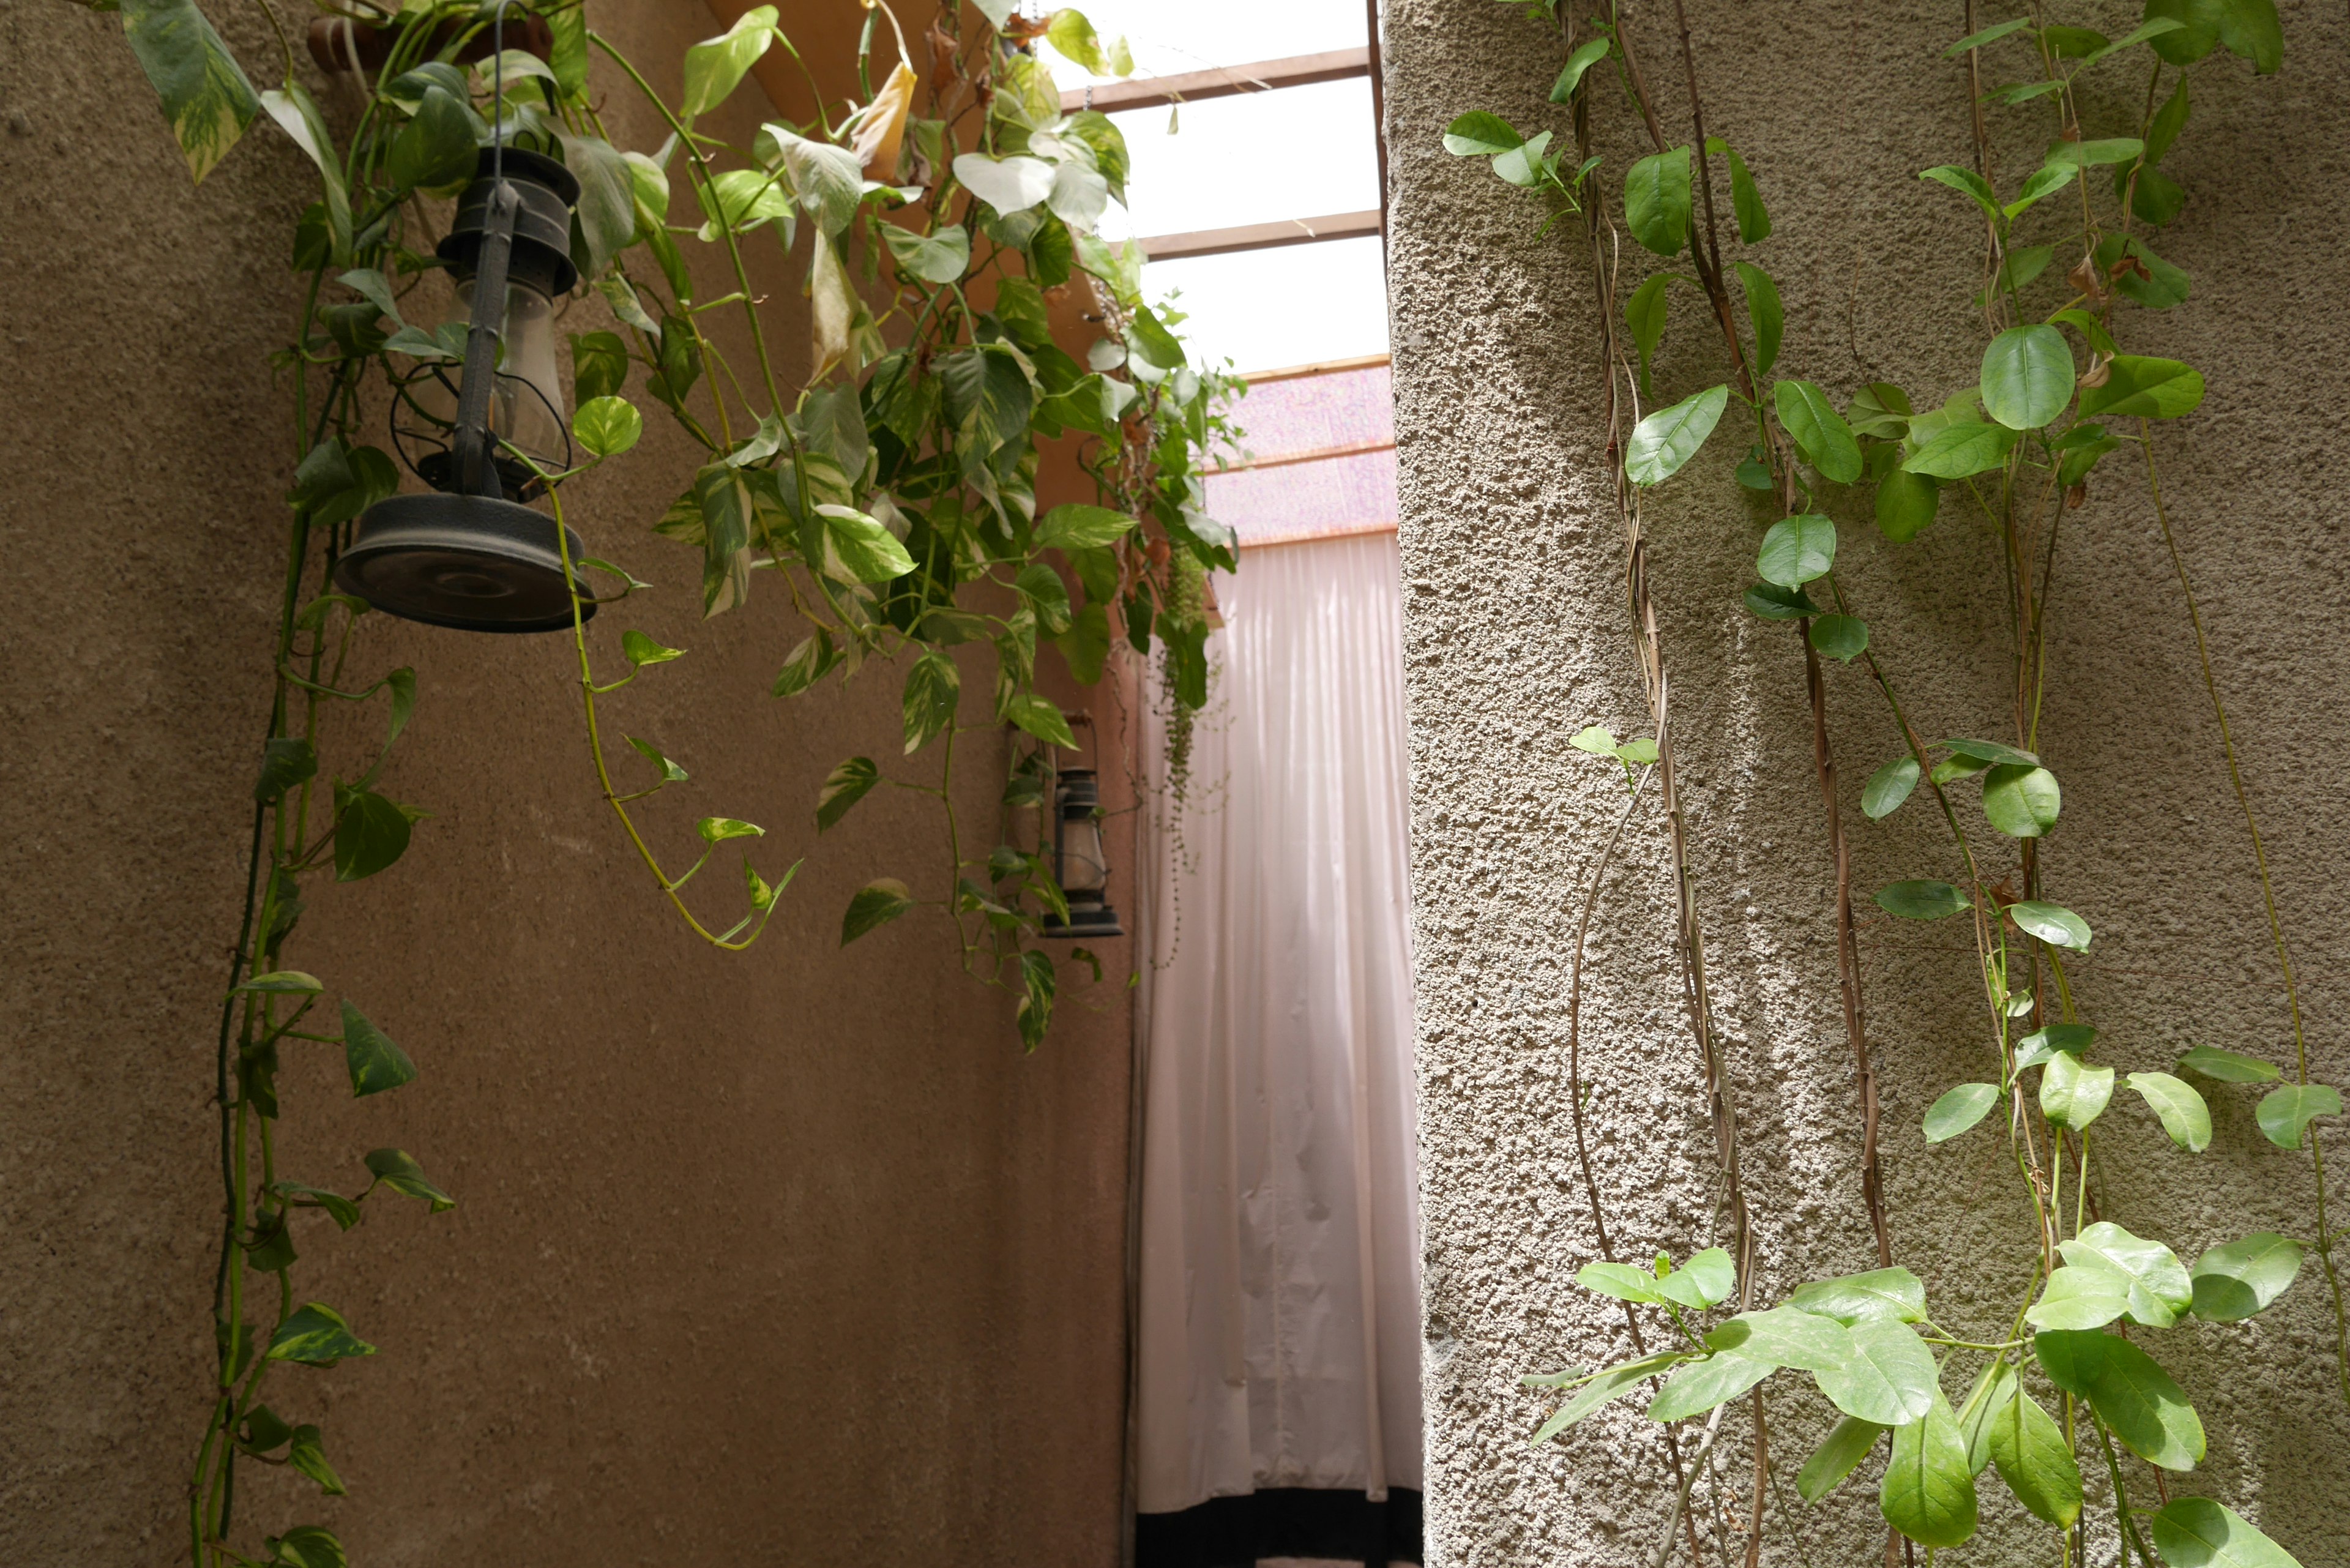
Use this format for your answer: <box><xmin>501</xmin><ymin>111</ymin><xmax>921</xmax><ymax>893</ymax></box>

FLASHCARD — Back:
<box><xmin>95</xmin><ymin>0</ymin><xmax>1235</xmax><ymax>1562</ymax></box>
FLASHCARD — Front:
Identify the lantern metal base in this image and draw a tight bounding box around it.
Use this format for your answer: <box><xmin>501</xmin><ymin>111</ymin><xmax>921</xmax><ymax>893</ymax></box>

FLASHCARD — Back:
<box><xmin>335</xmin><ymin>493</ymin><xmax>594</xmax><ymax>634</ymax></box>
<box><xmin>1041</xmin><ymin>902</ymin><xmax>1125</xmax><ymax>940</ymax></box>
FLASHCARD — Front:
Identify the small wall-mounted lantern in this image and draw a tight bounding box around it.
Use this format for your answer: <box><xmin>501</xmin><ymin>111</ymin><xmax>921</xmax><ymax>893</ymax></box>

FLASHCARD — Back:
<box><xmin>1043</xmin><ymin>756</ymin><xmax>1125</xmax><ymax>940</ymax></box>
<box><xmin>336</xmin><ymin>141</ymin><xmax>593</xmax><ymax>633</ymax></box>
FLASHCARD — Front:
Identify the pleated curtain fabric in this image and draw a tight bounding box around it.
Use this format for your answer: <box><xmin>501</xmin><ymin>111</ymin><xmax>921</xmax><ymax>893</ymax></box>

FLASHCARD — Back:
<box><xmin>1130</xmin><ymin>531</ymin><xmax>1423</xmax><ymax>1567</ymax></box>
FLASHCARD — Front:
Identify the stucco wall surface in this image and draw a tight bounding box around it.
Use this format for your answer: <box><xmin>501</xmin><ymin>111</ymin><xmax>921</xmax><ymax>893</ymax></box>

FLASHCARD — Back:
<box><xmin>1</xmin><ymin>5</ymin><xmax>1130</xmax><ymax>1564</ymax></box>
<box><xmin>1385</xmin><ymin>1</ymin><xmax>2350</xmax><ymax>1562</ymax></box>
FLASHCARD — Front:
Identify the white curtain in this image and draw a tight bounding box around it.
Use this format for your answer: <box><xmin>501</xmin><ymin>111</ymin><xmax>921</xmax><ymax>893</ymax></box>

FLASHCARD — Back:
<box><xmin>1131</xmin><ymin>529</ymin><xmax>1423</xmax><ymax>1518</ymax></box>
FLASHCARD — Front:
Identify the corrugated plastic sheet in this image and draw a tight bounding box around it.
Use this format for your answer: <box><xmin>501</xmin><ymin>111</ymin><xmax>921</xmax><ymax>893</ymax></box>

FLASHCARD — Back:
<box><xmin>1202</xmin><ymin>360</ymin><xmax>1398</xmax><ymax>548</ymax></box>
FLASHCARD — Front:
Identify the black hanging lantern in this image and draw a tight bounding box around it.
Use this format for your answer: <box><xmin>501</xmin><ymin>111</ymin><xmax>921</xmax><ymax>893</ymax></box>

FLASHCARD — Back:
<box><xmin>1041</xmin><ymin>766</ymin><xmax>1125</xmax><ymax>939</ymax></box>
<box><xmin>337</xmin><ymin>140</ymin><xmax>594</xmax><ymax>633</ymax></box>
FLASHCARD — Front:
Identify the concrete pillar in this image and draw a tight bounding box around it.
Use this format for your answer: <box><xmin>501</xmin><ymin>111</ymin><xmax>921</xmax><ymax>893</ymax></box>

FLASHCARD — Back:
<box><xmin>1384</xmin><ymin>2</ymin><xmax>2350</xmax><ymax>1561</ymax></box>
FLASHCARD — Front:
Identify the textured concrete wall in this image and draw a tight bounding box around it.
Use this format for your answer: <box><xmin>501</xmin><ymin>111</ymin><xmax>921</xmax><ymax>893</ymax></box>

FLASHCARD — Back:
<box><xmin>0</xmin><ymin>5</ymin><xmax>1130</xmax><ymax>1564</ymax></box>
<box><xmin>1386</xmin><ymin>1</ymin><xmax>2350</xmax><ymax>1562</ymax></box>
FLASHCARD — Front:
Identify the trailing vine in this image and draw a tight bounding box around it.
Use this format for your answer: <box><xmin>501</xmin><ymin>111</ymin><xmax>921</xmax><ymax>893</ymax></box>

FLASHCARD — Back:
<box><xmin>1447</xmin><ymin>1</ymin><xmax>2336</xmax><ymax>1562</ymax></box>
<box><xmin>97</xmin><ymin>0</ymin><xmax>1232</xmax><ymax>1561</ymax></box>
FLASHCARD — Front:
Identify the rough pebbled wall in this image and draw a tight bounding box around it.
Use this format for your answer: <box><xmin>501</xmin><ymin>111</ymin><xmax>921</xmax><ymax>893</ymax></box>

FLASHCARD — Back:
<box><xmin>1384</xmin><ymin>1</ymin><xmax>2350</xmax><ymax>1562</ymax></box>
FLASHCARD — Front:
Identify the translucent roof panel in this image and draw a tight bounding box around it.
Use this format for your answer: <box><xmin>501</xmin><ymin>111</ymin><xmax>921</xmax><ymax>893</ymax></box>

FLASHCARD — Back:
<box><xmin>1201</xmin><ymin>360</ymin><xmax>1397</xmax><ymax>548</ymax></box>
<box><xmin>1040</xmin><ymin>0</ymin><xmax>1368</xmax><ymax>88</ymax></box>
<box><xmin>1151</xmin><ymin>234</ymin><xmax>1390</xmax><ymax>375</ymax></box>
<box><xmin>1093</xmin><ymin>78</ymin><xmax>1381</xmax><ymax>243</ymax></box>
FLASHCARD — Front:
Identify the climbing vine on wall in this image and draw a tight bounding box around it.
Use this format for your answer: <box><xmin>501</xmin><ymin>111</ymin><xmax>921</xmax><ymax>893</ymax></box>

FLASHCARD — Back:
<box><xmin>99</xmin><ymin>0</ymin><xmax>1233</xmax><ymax>1561</ymax></box>
<box><xmin>1447</xmin><ymin>1</ymin><xmax>2333</xmax><ymax>1563</ymax></box>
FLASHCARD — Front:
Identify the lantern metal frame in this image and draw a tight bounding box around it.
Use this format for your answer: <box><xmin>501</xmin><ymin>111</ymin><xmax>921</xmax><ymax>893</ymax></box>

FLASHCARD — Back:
<box><xmin>334</xmin><ymin>12</ymin><xmax>595</xmax><ymax>635</ymax></box>
<box><xmin>1039</xmin><ymin>708</ymin><xmax>1125</xmax><ymax>939</ymax></box>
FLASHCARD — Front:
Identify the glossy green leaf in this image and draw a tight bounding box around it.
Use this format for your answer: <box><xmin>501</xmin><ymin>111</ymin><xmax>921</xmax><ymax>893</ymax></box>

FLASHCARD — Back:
<box><xmin>2152</xmin><ymin>1498</ymin><xmax>2303</xmax><ymax>1567</ymax></box>
<box><xmin>2041</xmin><ymin>1051</ymin><xmax>2115</xmax><ymax>1131</ymax></box>
<box><xmin>339</xmin><ymin>1001</ymin><xmax>417</xmax><ymax>1099</ymax></box>
<box><xmin>2256</xmin><ymin>1083</ymin><xmax>2341</xmax><ymax>1149</ymax></box>
<box><xmin>2218</xmin><ymin>0</ymin><xmax>2283</xmax><ymax>73</ymax></box>
<box><xmin>1919</xmin><ymin>163</ymin><xmax>1998</xmax><ymax>217</ymax></box>
<box><xmin>286</xmin><ymin>1424</ymin><xmax>345</xmax><ymax>1496</ymax></box>
<box><xmin>333</xmin><ymin>790</ymin><xmax>412</xmax><ymax>883</ymax></box>
<box><xmin>255</xmin><ymin>737</ymin><xmax>318</xmax><ymax>805</ymax></box>
<box><xmin>1707</xmin><ymin>1307</ymin><xmax>1855</xmax><ymax>1373</ymax></box>
<box><xmin>816</xmin><ymin>756</ymin><xmax>880</xmax><ymax>831</ymax></box>
<box><xmin>1815</xmin><ymin>1320</ymin><xmax>1939</xmax><ymax>1425</ymax></box>
<box><xmin>2078</xmin><ymin>356</ymin><xmax>2206</xmax><ymax>420</ymax></box>
<box><xmin>1985</xmin><ymin>1378</ymin><xmax>2082</xmax><ymax>1527</ymax></box>
<box><xmin>2128</xmin><ymin>1072</ymin><xmax>2213</xmax><ymax>1152</ymax></box>
<box><xmin>2010</xmin><ymin>900</ymin><xmax>2091</xmax><ymax>949</ymax></box>
<box><xmin>2002</xmin><ymin>162</ymin><xmax>2077</xmax><ymax>219</ymax></box>
<box><xmin>1945</xmin><ymin>17</ymin><xmax>2034</xmax><ymax>54</ymax></box>
<box><xmin>1733</xmin><ymin>262</ymin><xmax>1781</xmax><ymax>378</ymax></box>
<box><xmin>1549</xmin><ymin>36</ymin><xmax>1613</xmax><ymax>103</ymax></box>
<box><xmin>1037</xmin><ymin>502</ymin><xmax>1139</xmax><ymax>551</ymax></box>
<box><xmin>1981</xmin><ymin>326</ymin><xmax>2075</xmax><ymax>430</ymax></box>
<box><xmin>570</xmin><ymin>330</ymin><xmax>629</xmax><ymax>405</ymax></box>
<box><xmin>1725</xmin><ymin>144</ymin><xmax>1770</xmax><ymax>242</ymax></box>
<box><xmin>2100</xmin><ymin>231</ymin><xmax>2193</xmax><ymax>305</ymax></box>
<box><xmin>363</xmin><ymin>1147</ymin><xmax>453</xmax><ymax>1211</ymax></box>
<box><xmin>682</xmin><ymin>4</ymin><xmax>776</xmax><ymax>118</ymax></box>
<box><xmin>2015</xmin><ymin>1024</ymin><xmax>2095</xmax><ymax>1070</ymax></box>
<box><xmin>268</xmin><ymin>1525</ymin><xmax>348</xmax><ymax>1568</ymax></box>
<box><xmin>1624</xmin><ymin>144</ymin><xmax>1693</xmax><ymax>255</ymax></box>
<box><xmin>1649</xmin><ymin>1349</ymin><xmax>1776</xmax><ymax>1421</ymax></box>
<box><xmin>1846</xmin><ymin>382</ymin><xmax>1914</xmax><ymax>438</ymax></box>
<box><xmin>1530</xmin><ymin>1351</ymin><xmax>1687</xmax><ymax>1443</ymax></box>
<box><xmin>234</xmin><ymin>970</ymin><xmax>322</xmax><ymax>998</ymax></box>
<box><xmin>2027</xmin><ymin>1267</ymin><xmax>2133</xmax><ymax>1331</ymax></box>
<box><xmin>1004</xmin><ymin>692</ymin><xmax>1079</xmax><ymax>749</ymax></box>
<box><xmin>1875</xmin><ymin>881</ymin><xmax>1969</xmax><ymax>920</ymax></box>
<box><xmin>1774</xmin><ymin>381</ymin><xmax>1863</xmax><ymax>483</ymax></box>
<box><xmin>882</xmin><ymin>222</ymin><xmax>972</xmax><ymax>284</ymax></box>
<box><xmin>1978</xmin><ymin>244</ymin><xmax>2056</xmax><ymax>308</ymax></box>
<box><xmin>388</xmin><ymin>84</ymin><xmax>477</xmax><ymax>195</ymax></box>
<box><xmin>259</xmin><ymin>84</ymin><xmax>349</xmax><ymax>261</ymax></box>
<box><xmin>1625</xmin><ymin>273</ymin><xmax>1673</xmax><ymax>397</ymax></box>
<box><xmin>816</xmin><ymin>505</ymin><xmax>917</xmax><ymax>584</ymax></box>
<box><xmin>1875</xmin><ymin>468</ymin><xmax>1941</xmax><ymax>542</ymax></box>
<box><xmin>1757</xmin><ymin>513</ymin><xmax>1837</xmax><ymax>588</ymax></box>
<box><xmin>695</xmin><ymin>817</ymin><xmax>763</xmax><ymax>846</ymax></box>
<box><xmin>1441</xmin><ymin>111</ymin><xmax>1522</xmax><ymax>157</ymax></box>
<box><xmin>1654</xmin><ymin>1247</ymin><xmax>1737</xmax><ymax>1310</ymax></box>
<box><xmin>2190</xmin><ymin>1233</ymin><xmax>2304</xmax><ymax>1323</ymax></box>
<box><xmin>1490</xmin><ymin>129</ymin><xmax>1553</xmax><ymax>189</ymax></box>
<box><xmin>1862</xmin><ymin>756</ymin><xmax>1920</xmax><ymax>819</ymax></box>
<box><xmin>901</xmin><ymin>652</ymin><xmax>961</xmax><ymax>755</ymax></box>
<box><xmin>1904</xmin><ymin>421</ymin><xmax>2020</xmax><ymax>479</ymax></box>
<box><xmin>1879</xmin><ymin>1392</ymin><xmax>1977</xmax><ymax>1548</ymax></box>
<box><xmin>621</xmin><ymin>739</ymin><xmax>688</xmax><ymax>797</ymax></box>
<box><xmin>2145</xmin><ymin>0</ymin><xmax>2224</xmax><ymax>63</ymax></box>
<box><xmin>1941</xmin><ymin>737</ymin><xmax>2040</xmax><ymax>766</ymax></box>
<box><xmin>2065</xmin><ymin>1221</ymin><xmax>2194</xmax><ymax>1327</ymax></box>
<box><xmin>2177</xmin><ymin>1044</ymin><xmax>2280</xmax><ymax>1083</ymax></box>
<box><xmin>2092</xmin><ymin>1336</ymin><xmax>2206</xmax><ymax>1470</ymax></box>
<box><xmin>1625</xmin><ymin>384</ymin><xmax>1728</xmax><ymax>485</ymax></box>
<box><xmin>1982</xmin><ymin>764</ymin><xmax>2061</xmax><ymax>837</ymax></box>
<box><xmin>1924</xmin><ymin>1083</ymin><xmax>2000</xmax><ymax>1143</ymax></box>
<box><xmin>1797</xmin><ymin>1416</ymin><xmax>1888</xmax><ymax>1503</ymax></box>
<box><xmin>1578</xmin><ymin>1260</ymin><xmax>1666</xmax><ymax>1304</ymax></box>
<box><xmin>120</xmin><ymin>0</ymin><xmax>261</xmax><ymax>184</ymax></box>
<box><xmin>1810</xmin><ymin>614</ymin><xmax>1867</xmax><ymax>663</ymax></box>
<box><xmin>573</xmin><ymin>395</ymin><xmax>643</xmax><ymax>459</ymax></box>
<box><xmin>841</xmin><ymin>878</ymin><xmax>915</xmax><ymax>945</ymax></box>
<box><xmin>267</xmin><ymin>1302</ymin><xmax>375</xmax><ymax>1367</ymax></box>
